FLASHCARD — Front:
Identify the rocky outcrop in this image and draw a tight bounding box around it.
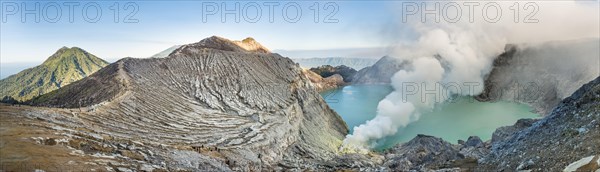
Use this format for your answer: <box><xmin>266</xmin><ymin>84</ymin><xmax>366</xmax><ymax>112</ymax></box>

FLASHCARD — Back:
<box><xmin>490</xmin><ymin>118</ymin><xmax>539</xmax><ymax>143</ymax></box>
<box><xmin>0</xmin><ymin>47</ymin><xmax>109</xmax><ymax>102</ymax></box>
<box><xmin>302</xmin><ymin>69</ymin><xmax>346</xmax><ymax>92</ymax></box>
<box><xmin>309</xmin><ymin>65</ymin><xmax>357</xmax><ymax>82</ymax></box>
<box><xmin>10</xmin><ymin>36</ymin><xmax>349</xmax><ymax>171</ymax></box>
<box><xmin>352</xmin><ymin>56</ymin><xmax>409</xmax><ymax>84</ymax></box>
<box><xmin>477</xmin><ymin>39</ymin><xmax>599</xmax><ymax>115</ymax></box>
<box><xmin>563</xmin><ymin>155</ymin><xmax>600</xmax><ymax>172</ymax></box>
<box><xmin>383</xmin><ymin>134</ymin><xmax>490</xmax><ymax>171</ymax></box>
<box><xmin>384</xmin><ymin>135</ymin><xmax>462</xmax><ymax>171</ymax></box>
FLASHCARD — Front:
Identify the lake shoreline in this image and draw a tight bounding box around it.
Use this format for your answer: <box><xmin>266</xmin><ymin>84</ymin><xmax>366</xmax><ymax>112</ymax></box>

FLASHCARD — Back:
<box><xmin>321</xmin><ymin>85</ymin><xmax>540</xmax><ymax>150</ymax></box>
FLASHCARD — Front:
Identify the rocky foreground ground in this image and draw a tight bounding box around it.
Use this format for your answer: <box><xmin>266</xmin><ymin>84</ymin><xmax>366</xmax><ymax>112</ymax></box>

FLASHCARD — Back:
<box><xmin>1</xmin><ymin>36</ymin><xmax>598</xmax><ymax>171</ymax></box>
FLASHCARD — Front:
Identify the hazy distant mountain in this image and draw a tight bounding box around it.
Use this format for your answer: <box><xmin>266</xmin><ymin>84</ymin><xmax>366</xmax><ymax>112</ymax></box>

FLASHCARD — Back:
<box><xmin>275</xmin><ymin>47</ymin><xmax>387</xmax><ymax>59</ymax></box>
<box><xmin>0</xmin><ymin>47</ymin><xmax>109</xmax><ymax>101</ymax></box>
<box><xmin>149</xmin><ymin>45</ymin><xmax>183</xmax><ymax>58</ymax></box>
<box><xmin>352</xmin><ymin>56</ymin><xmax>409</xmax><ymax>84</ymax></box>
<box><xmin>292</xmin><ymin>57</ymin><xmax>378</xmax><ymax>70</ymax></box>
<box><xmin>302</xmin><ymin>68</ymin><xmax>346</xmax><ymax>92</ymax></box>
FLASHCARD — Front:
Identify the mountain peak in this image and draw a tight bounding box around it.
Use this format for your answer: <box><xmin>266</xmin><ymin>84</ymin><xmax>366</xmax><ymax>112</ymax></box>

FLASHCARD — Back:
<box><xmin>174</xmin><ymin>36</ymin><xmax>270</xmax><ymax>55</ymax></box>
<box><xmin>56</xmin><ymin>46</ymin><xmax>83</xmax><ymax>52</ymax></box>
<box><xmin>235</xmin><ymin>37</ymin><xmax>270</xmax><ymax>53</ymax></box>
<box><xmin>44</xmin><ymin>46</ymin><xmax>93</xmax><ymax>64</ymax></box>
<box><xmin>241</xmin><ymin>37</ymin><xmax>257</xmax><ymax>44</ymax></box>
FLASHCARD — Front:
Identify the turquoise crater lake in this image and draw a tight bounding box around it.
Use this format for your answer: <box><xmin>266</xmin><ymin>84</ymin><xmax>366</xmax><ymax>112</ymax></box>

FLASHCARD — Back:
<box><xmin>320</xmin><ymin>85</ymin><xmax>539</xmax><ymax>150</ymax></box>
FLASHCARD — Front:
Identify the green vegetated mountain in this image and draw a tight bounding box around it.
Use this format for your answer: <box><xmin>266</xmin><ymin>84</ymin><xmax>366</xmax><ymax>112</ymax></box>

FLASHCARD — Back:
<box><xmin>0</xmin><ymin>47</ymin><xmax>109</xmax><ymax>102</ymax></box>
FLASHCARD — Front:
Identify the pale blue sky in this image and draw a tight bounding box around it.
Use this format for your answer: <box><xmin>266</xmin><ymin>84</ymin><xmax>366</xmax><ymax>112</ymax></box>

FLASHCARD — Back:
<box><xmin>1</xmin><ymin>1</ymin><xmax>403</xmax><ymax>63</ymax></box>
<box><xmin>2</xmin><ymin>0</ymin><xmax>598</xmax><ymax>65</ymax></box>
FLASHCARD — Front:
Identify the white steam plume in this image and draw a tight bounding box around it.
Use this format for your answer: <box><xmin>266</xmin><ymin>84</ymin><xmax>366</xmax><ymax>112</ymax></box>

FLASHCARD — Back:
<box><xmin>342</xmin><ymin>1</ymin><xmax>599</xmax><ymax>151</ymax></box>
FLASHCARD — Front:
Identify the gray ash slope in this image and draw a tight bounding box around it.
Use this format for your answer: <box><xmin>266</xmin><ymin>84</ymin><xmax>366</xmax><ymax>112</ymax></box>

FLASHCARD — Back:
<box><xmin>26</xmin><ymin>36</ymin><xmax>349</xmax><ymax>170</ymax></box>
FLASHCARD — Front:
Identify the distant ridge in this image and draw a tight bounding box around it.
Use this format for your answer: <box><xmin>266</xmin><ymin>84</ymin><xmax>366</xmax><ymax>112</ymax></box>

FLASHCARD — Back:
<box><xmin>0</xmin><ymin>47</ymin><xmax>109</xmax><ymax>101</ymax></box>
<box><xmin>292</xmin><ymin>57</ymin><xmax>378</xmax><ymax>70</ymax></box>
<box><xmin>352</xmin><ymin>56</ymin><xmax>409</xmax><ymax>84</ymax></box>
<box><xmin>149</xmin><ymin>45</ymin><xmax>182</xmax><ymax>58</ymax></box>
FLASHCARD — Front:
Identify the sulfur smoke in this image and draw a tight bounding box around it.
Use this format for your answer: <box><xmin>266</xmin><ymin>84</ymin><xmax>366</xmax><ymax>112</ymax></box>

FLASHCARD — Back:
<box><xmin>342</xmin><ymin>1</ymin><xmax>599</xmax><ymax>151</ymax></box>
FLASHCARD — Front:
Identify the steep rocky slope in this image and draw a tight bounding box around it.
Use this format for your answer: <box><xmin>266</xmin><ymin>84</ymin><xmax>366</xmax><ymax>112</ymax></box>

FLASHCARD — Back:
<box><xmin>477</xmin><ymin>39</ymin><xmax>599</xmax><ymax>114</ymax></box>
<box><xmin>478</xmin><ymin>76</ymin><xmax>600</xmax><ymax>171</ymax></box>
<box><xmin>352</xmin><ymin>56</ymin><xmax>409</xmax><ymax>84</ymax></box>
<box><xmin>27</xmin><ymin>60</ymin><xmax>128</xmax><ymax>107</ymax></box>
<box><xmin>6</xmin><ymin>36</ymin><xmax>349</xmax><ymax>171</ymax></box>
<box><xmin>0</xmin><ymin>47</ymin><xmax>109</xmax><ymax>101</ymax></box>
